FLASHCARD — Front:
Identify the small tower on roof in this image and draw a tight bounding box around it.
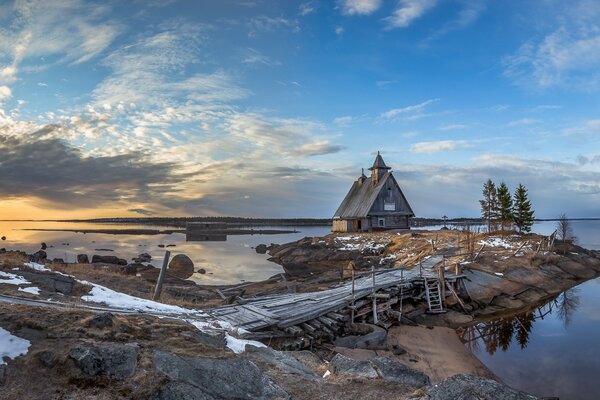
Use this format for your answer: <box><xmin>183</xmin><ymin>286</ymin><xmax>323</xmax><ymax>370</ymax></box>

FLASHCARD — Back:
<box><xmin>369</xmin><ymin>151</ymin><xmax>391</xmax><ymax>185</ymax></box>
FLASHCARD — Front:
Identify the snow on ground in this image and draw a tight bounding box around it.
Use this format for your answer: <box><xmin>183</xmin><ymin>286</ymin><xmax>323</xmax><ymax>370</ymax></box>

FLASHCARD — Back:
<box><xmin>18</xmin><ymin>286</ymin><xmax>41</xmax><ymax>295</ymax></box>
<box><xmin>24</xmin><ymin>262</ymin><xmax>51</xmax><ymax>272</ymax></box>
<box><xmin>0</xmin><ymin>327</ymin><xmax>31</xmax><ymax>365</ymax></box>
<box><xmin>478</xmin><ymin>237</ymin><xmax>515</xmax><ymax>249</ymax></box>
<box><xmin>0</xmin><ymin>271</ymin><xmax>31</xmax><ymax>286</ymax></box>
<box><xmin>80</xmin><ymin>281</ymin><xmax>200</xmax><ymax>315</ymax></box>
<box><xmin>225</xmin><ymin>333</ymin><xmax>266</xmax><ymax>353</ymax></box>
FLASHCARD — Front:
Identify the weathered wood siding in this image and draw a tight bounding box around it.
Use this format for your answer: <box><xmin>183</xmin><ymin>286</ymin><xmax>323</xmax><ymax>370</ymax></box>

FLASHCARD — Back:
<box><xmin>368</xmin><ymin>175</ymin><xmax>412</xmax><ymax>216</ymax></box>
<box><xmin>332</xmin><ymin>219</ymin><xmax>353</xmax><ymax>232</ymax></box>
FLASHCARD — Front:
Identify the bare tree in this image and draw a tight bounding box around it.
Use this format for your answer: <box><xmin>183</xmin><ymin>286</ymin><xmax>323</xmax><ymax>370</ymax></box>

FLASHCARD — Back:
<box><xmin>557</xmin><ymin>213</ymin><xmax>575</xmax><ymax>243</ymax></box>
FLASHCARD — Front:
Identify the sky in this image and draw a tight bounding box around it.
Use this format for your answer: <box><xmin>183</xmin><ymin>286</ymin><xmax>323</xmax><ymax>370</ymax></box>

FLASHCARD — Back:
<box><xmin>0</xmin><ymin>0</ymin><xmax>599</xmax><ymax>219</ymax></box>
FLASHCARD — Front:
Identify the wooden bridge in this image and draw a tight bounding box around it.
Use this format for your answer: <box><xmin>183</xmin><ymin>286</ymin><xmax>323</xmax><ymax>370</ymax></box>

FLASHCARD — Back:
<box><xmin>209</xmin><ymin>256</ymin><xmax>465</xmax><ymax>349</ymax></box>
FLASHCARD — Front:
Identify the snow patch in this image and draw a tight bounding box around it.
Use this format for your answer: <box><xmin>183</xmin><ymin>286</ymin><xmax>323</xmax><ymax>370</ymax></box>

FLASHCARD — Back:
<box><xmin>225</xmin><ymin>333</ymin><xmax>266</xmax><ymax>353</ymax></box>
<box><xmin>24</xmin><ymin>262</ymin><xmax>51</xmax><ymax>272</ymax></box>
<box><xmin>479</xmin><ymin>237</ymin><xmax>514</xmax><ymax>249</ymax></box>
<box><xmin>0</xmin><ymin>327</ymin><xmax>31</xmax><ymax>365</ymax></box>
<box><xmin>494</xmin><ymin>272</ymin><xmax>504</xmax><ymax>277</ymax></box>
<box><xmin>18</xmin><ymin>286</ymin><xmax>41</xmax><ymax>295</ymax></box>
<box><xmin>323</xmin><ymin>370</ymin><xmax>331</xmax><ymax>378</ymax></box>
<box><xmin>80</xmin><ymin>282</ymin><xmax>198</xmax><ymax>314</ymax></box>
<box><xmin>0</xmin><ymin>271</ymin><xmax>31</xmax><ymax>286</ymax></box>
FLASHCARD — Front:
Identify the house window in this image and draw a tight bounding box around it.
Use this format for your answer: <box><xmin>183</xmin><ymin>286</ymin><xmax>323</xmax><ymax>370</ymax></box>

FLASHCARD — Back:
<box><xmin>384</xmin><ymin>202</ymin><xmax>395</xmax><ymax>211</ymax></box>
<box><xmin>378</xmin><ymin>218</ymin><xmax>385</xmax><ymax>227</ymax></box>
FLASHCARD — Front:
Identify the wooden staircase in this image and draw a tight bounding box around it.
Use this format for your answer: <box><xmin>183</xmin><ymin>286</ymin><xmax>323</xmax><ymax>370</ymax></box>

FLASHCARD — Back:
<box><xmin>424</xmin><ymin>278</ymin><xmax>445</xmax><ymax>314</ymax></box>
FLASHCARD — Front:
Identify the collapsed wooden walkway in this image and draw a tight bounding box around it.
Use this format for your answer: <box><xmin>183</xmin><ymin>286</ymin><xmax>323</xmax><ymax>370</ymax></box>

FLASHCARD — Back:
<box><xmin>209</xmin><ymin>256</ymin><xmax>464</xmax><ymax>347</ymax></box>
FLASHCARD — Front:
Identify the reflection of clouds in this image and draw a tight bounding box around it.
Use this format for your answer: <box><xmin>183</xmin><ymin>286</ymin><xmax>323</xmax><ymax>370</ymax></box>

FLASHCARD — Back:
<box><xmin>0</xmin><ymin>221</ymin><xmax>329</xmax><ymax>285</ymax></box>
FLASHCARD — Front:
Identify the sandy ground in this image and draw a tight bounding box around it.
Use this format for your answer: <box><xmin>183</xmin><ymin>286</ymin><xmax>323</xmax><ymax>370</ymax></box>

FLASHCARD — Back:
<box><xmin>388</xmin><ymin>325</ymin><xmax>496</xmax><ymax>383</ymax></box>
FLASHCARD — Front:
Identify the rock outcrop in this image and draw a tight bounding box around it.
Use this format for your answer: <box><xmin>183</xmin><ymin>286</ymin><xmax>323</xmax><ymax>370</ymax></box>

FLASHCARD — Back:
<box><xmin>152</xmin><ymin>350</ymin><xmax>289</xmax><ymax>399</ymax></box>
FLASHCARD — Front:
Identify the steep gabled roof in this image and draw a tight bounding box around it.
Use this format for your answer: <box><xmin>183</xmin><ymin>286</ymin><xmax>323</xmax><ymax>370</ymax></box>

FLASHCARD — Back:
<box><xmin>334</xmin><ymin>172</ymin><xmax>414</xmax><ymax>218</ymax></box>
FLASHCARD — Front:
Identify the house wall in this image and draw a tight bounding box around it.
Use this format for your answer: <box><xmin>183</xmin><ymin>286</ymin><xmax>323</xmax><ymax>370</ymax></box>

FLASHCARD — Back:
<box><xmin>369</xmin><ymin>175</ymin><xmax>411</xmax><ymax>214</ymax></box>
<box><xmin>332</xmin><ymin>219</ymin><xmax>353</xmax><ymax>232</ymax></box>
<box><xmin>370</xmin><ymin>215</ymin><xmax>410</xmax><ymax>229</ymax></box>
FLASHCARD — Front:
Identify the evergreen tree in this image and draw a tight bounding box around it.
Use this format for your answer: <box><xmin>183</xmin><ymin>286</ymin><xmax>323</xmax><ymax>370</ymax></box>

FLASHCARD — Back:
<box><xmin>479</xmin><ymin>179</ymin><xmax>498</xmax><ymax>232</ymax></box>
<box><xmin>512</xmin><ymin>184</ymin><xmax>534</xmax><ymax>233</ymax></box>
<box><xmin>497</xmin><ymin>182</ymin><xmax>513</xmax><ymax>231</ymax></box>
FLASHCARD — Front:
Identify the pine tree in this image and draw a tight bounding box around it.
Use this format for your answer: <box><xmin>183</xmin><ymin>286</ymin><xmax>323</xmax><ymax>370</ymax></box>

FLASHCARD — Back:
<box><xmin>479</xmin><ymin>179</ymin><xmax>498</xmax><ymax>232</ymax></box>
<box><xmin>497</xmin><ymin>182</ymin><xmax>513</xmax><ymax>231</ymax></box>
<box><xmin>512</xmin><ymin>184</ymin><xmax>534</xmax><ymax>233</ymax></box>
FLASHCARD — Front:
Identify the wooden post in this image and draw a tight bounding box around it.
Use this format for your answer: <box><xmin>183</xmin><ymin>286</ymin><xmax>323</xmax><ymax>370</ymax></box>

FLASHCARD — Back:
<box><xmin>152</xmin><ymin>251</ymin><xmax>171</xmax><ymax>301</ymax></box>
<box><xmin>371</xmin><ymin>265</ymin><xmax>378</xmax><ymax>324</ymax></box>
<box><xmin>513</xmin><ymin>241</ymin><xmax>527</xmax><ymax>256</ymax></box>
<box><xmin>351</xmin><ymin>270</ymin><xmax>355</xmax><ymax>323</ymax></box>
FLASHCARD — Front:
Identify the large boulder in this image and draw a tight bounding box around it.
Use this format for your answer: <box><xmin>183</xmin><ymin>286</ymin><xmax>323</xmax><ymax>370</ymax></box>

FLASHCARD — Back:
<box><xmin>370</xmin><ymin>357</ymin><xmax>430</xmax><ymax>386</ymax></box>
<box><xmin>29</xmin><ymin>250</ymin><xmax>47</xmax><ymax>263</ymax></box>
<box><xmin>69</xmin><ymin>343</ymin><xmax>139</xmax><ymax>380</ymax></box>
<box><xmin>91</xmin><ymin>255</ymin><xmax>127</xmax><ymax>265</ymax></box>
<box><xmin>330</xmin><ymin>353</ymin><xmax>378</xmax><ymax>378</ymax></box>
<box><xmin>334</xmin><ymin>324</ymin><xmax>387</xmax><ymax>350</ymax></box>
<box><xmin>88</xmin><ymin>312</ymin><xmax>115</xmax><ymax>329</ymax></box>
<box><xmin>17</xmin><ymin>270</ymin><xmax>75</xmax><ymax>295</ymax></box>
<box><xmin>422</xmin><ymin>374</ymin><xmax>538</xmax><ymax>400</ymax></box>
<box><xmin>168</xmin><ymin>254</ymin><xmax>194</xmax><ymax>279</ymax></box>
<box><xmin>133</xmin><ymin>253</ymin><xmax>152</xmax><ymax>263</ymax></box>
<box><xmin>152</xmin><ymin>350</ymin><xmax>288</xmax><ymax>399</ymax></box>
<box><xmin>243</xmin><ymin>345</ymin><xmax>319</xmax><ymax>380</ymax></box>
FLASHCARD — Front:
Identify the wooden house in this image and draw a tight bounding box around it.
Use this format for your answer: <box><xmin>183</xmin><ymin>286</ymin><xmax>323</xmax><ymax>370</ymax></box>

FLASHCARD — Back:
<box><xmin>332</xmin><ymin>152</ymin><xmax>414</xmax><ymax>232</ymax></box>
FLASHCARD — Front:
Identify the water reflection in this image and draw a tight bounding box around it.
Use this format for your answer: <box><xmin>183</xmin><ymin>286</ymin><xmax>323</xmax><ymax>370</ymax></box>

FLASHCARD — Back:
<box><xmin>459</xmin><ymin>289</ymin><xmax>582</xmax><ymax>355</ymax></box>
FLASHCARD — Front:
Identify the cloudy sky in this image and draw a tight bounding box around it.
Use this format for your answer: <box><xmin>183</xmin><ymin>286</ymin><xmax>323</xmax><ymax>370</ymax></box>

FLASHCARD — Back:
<box><xmin>0</xmin><ymin>0</ymin><xmax>599</xmax><ymax>219</ymax></box>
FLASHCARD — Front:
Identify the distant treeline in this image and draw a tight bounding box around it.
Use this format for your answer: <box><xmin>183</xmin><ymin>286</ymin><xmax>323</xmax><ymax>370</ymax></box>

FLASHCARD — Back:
<box><xmin>51</xmin><ymin>216</ymin><xmax>599</xmax><ymax>228</ymax></box>
<box><xmin>60</xmin><ymin>216</ymin><xmax>333</xmax><ymax>227</ymax></box>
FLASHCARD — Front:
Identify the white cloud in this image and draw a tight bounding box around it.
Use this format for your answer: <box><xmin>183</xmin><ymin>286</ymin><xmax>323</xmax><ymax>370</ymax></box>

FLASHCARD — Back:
<box><xmin>0</xmin><ymin>0</ymin><xmax>121</xmax><ymax>66</ymax></box>
<box><xmin>335</xmin><ymin>26</ymin><xmax>345</xmax><ymax>36</ymax></box>
<box><xmin>563</xmin><ymin>119</ymin><xmax>600</xmax><ymax>138</ymax></box>
<box><xmin>410</xmin><ymin>139</ymin><xmax>470</xmax><ymax>153</ymax></box>
<box><xmin>439</xmin><ymin>124</ymin><xmax>468</xmax><ymax>131</ymax></box>
<box><xmin>384</xmin><ymin>0</ymin><xmax>437</xmax><ymax>29</ymax></box>
<box><xmin>339</xmin><ymin>0</ymin><xmax>382</xmax><ymax>16</ymax></box>
<box><xmin>508</xmin><ymin>118</ymin><xmax>541</xmax><ymax>127</ymax></box>
<box><xmin>0</xmin><ymin>85</ymin><xmax>11</xmax><ymax>101</ymax></box>
<box><xmin>379</xmin><ymin>98</ymin><xmax>439</xmax><ymax>120</ymax></box>
<box><xmin>333</xmin><ymin>115</ymin><xmax>353</xmax><ymax>125</ymax></box>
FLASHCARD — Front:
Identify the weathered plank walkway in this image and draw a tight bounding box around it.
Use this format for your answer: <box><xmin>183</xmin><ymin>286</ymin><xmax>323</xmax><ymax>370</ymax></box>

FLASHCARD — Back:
<box><xmin>209</xmin><ymin>256</ymin><xmax>453</xmax><ymax>334</ymax></box>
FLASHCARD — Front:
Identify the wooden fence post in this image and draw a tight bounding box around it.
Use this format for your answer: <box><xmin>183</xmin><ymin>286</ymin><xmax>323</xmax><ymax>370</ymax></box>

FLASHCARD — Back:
<box><xmin>153</xmin><ymin>251</ymin><xmax>171</xmax><ymax>301</ymax></box>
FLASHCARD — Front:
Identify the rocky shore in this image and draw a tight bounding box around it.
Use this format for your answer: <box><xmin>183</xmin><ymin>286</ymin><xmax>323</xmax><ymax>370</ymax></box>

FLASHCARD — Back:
<box><xmin>1</xmin><ymin>228</ymin><xmax>598</xmax><ymax>399</ymax></box>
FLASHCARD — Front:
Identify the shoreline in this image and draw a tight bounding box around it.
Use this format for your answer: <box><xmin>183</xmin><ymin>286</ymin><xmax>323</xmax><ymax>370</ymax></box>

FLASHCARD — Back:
<box><xmin>1</xmin><ymin>228</ymin><xmax>599</xmax><ymax>399</ymax></box>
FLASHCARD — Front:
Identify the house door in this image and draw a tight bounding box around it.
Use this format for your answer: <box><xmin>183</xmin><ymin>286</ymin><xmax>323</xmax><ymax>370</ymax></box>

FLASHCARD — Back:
<box><xmin>378</xmin><ymin>218</ymin><xmax>385</xmax><ymax>228</ymax></box>
<box><xmin>357</xmin><ymin>220</ymin><xmax>362</xmax><ymax>230</ymax></box>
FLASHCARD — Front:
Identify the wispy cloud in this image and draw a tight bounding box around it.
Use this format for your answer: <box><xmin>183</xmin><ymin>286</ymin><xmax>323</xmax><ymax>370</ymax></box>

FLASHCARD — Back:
<box><xmin>333</xmin><ymin>115</ymin><xmax>353</xmax><ymax>125</ymax></box>
<box><xmin>299</xmin><ymin>2</ymin><xmax>316</xmax><ymax>16</ymax></box>
<box><xmin>426</xmin><ymin>0</ymin><xmax>486</xmax><ymax>41</ymax></box>
<box><xmin>247</xmin><ymin>16</ymin><xmax>300</xmax><ymax>37</ymax></box>
<box><xmin>439</xmin><ymin>124</ymin><xmax>468</xmax><ymax>131</ymax></box>
<box><xmin>379</xmin><ymin>98</ymin><xmax>439</xmax><ymax>120</ymax></box>
<box><xmin>384</xmin><ymin>0</ymin><xmax>437</xmax><ymax>29</ymax></box>
<box><xmin>503</xmin><ymin>2</ymin><xmax>600</xmax><ymax>90</ymax></box>
<box><xmin>410</xmin><ymin>139</ymin><xmax>471</xmax><ymax>153</ymax></box>
<box><xmin>508</xmin><ymin>118</ymin><xmax>540</xmax><ymax>127</ymax></box>
<box><xmin>243</xmin><ymin>48</ymin><xmax>281</xmax><ymax>66</ymax></box>
<box><xmin>339</xmin><ymin>0</ymin><xmax>382</xmax><ymax>16</ymax></box>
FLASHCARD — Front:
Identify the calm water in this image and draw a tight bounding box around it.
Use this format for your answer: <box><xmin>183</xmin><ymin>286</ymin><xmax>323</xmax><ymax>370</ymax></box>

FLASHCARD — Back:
<box><xmin>0</xmin><ymin>220</ymin><xmax>331</xmax><ymax>285</ymax></box>
<box><xmin>464</xmin><ymin>220</ymin><xmax>600</xmax><ymax>400</ymax></box>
